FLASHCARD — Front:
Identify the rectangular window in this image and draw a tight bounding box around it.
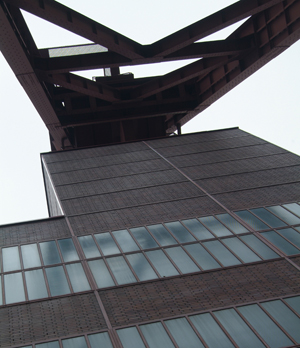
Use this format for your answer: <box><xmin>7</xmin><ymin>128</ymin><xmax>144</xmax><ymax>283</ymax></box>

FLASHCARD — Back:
<box><xmin>78</xmin><ymin>235</ymin><xmax>101</xmax><ymax>258</ymax></box>
<box><xmin>21</xmin><ymin>244</ymin><xmax>41</xmax><ymax>269</ymax></box>
<box><xmin>117</xmin><ymin>327</ymin><xmax>146</xmax><ymax>348</ymax></box>
<box><xmin>88</xmin><ymin>332</ymin><xmax>114</xmax><ymax>348</ymax></box>
<box><xmin>94</xmin><ymin>232</ymin><xmax>120</xmax><ymax>256</ymax></box>
<box><xmin>140</xmin><ymin>322</ymin><xmax>175</xmax><ymax>348</ymax></box>
<box><xmin>66</xmin><ymin>263</ymin><xmax>91</xmax><ymax>292</ymax></box>
<box><xmin>215</xmin><ymin>213</ymin><xmax>249</xmax><ymax>234</ymax></box>
<box><xmin>147</xmin><ymin>224</ymin><xmax>177</xmax><ymax>246</ymax></box>
<box><xmin>203</xmin><ymin>240</ymin><xmax>241</xmax><ymax>267</ymax></box>
<box><xmin>126</xmin><ymin>253</ymin><xmax>158</xmax><ymax>281</ymax></box>
<box><xmin>112</xmin><ymin>230</ymin><xmax>139</xmax><ymax>252</ymax></box>
<box><xmin>165</xmin><ymin>246</ymin><xmax>200</xmax><ymax>274</ymax></box>
<box><xmin>4</xmin><ymin>272</ymin><xmax>26</xmax><ymax>304</ymax></box>
<box><xmin>267</xmin><ymin>205</ymin><xmax>300</xmax><ymax>225</ymax></box>
<box><xmin>276</xmin><ymin>228</ymin><xmax>300</xmax><ymax>248</ymax></box>
<box><xmin>240</xmin><ymin>234</ymin><xmax>279</xmax><ymax>259</ymax></box>
<box><xmin>146</xmin><ymin>250</ymin><xmax>179</xmax><ymax>277</ymax></box>
<box><xmin>130</xmin><ymin>227</ymin><xmax>158</xmax><ymax>249</ymax></box>
<box><xmin>58</xmin><ymin>239</ymin><xmax>79</xmax><ymax>262</ymax></box>
<box><xmin>45</xmin><ymin>266</ymin><xmax>70</xmax><ymax>296</ymax></box>
<box><xmin>88</xmin><ymin>259</ymin><xmax>115</xmax><ymax>288</ymax></box>
<box><xmin>165</xmin><ymin>221</ymin><xmax>195</xmax><ymax>243</ymax></box>
<box><xmin>235</xmin><ymin>211</ymin><xmax>268</xmax><ymax>230</ymax></box>
<box><xmin>283</xmin><ymin>203</ymin><xmax>300</xmax><ymax>217</ymax></box>
<box><xmin>222</xmin><ymin>237</ymin><xmax>261</xmax><ymax>263</ymax></box>
<box><xmin>261</xmin><ymin>231</ymin><xmax>299</xmax><ymax>255</ymax></box>
<box><xmin>25</xmin><ymin>269</ymin><xmax>48</xmax><ymax>300</ymax></box>
<box><xmin>199</xmin><ymin>216</ymin><xmax>232</xmax><ymax>237</ymax></box>
<box><xmin>106</xmin><ymin>256</ymin><xmax>137</xmax><ymax>285</ymax></box>
<box><xmin>251</xmin><ymin>208</ymin><xmax>287</xmax><ymax>228</ymax></box>
<box><xmin>2</xmin><ymin>246</ymin><xmax>21</xmax><ymax>272</ymax></box>
<box><xmin>184</xmin><ymin>244</ymin><xmax>220</xmax><ymax>270</ymax></box>
<box><xmin>40</xmin><ymin>241</ymin><xmax>61</xmax><ymax>265</ymax></box>
<box><xmin>181</xmin><ymin>219</ymin><xmax>214</xmax><ymax>240</ymax></box>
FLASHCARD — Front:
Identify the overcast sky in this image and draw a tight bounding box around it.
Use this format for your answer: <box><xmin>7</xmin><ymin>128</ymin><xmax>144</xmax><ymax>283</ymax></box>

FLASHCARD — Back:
<box><xmin>0</xmin><ymin>0</ymin><xmax>299</xmax><ymax>225</ymax></box>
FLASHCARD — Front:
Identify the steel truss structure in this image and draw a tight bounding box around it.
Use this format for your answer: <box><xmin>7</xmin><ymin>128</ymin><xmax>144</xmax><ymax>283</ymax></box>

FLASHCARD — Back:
<box><xmin>0</xmin><ymin>0</ymin><xmax>299</xmax><ymax>150</ymax></box>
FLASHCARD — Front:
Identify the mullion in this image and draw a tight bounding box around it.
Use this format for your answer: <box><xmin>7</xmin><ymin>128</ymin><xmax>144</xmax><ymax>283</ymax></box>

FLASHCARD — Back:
<box><xmin>209</xmin><ymin>312</ymin><xmax>240</xmax><ymax>348</ymax></box>
<box><xmin>217</xmin><ymin>238</ymin><xmax>245</xmax><ymax>264</ymax></box>
<box><xmin>185</xmin><ymin>316</ymin><xmax>210</xmax><ymax>348</ymax></box>
<box><xmin>265</xmin><ymin>205</ymin><xmax>300</xmax><ymax>226</ymax></box>
<box><xmin>161</xmin><ymin>320</ymin><xmax>180</xmax><ymax>348</ymax></box>
<box><xmin>233</xmin><ymin>234</ymin><xmax>265</xmax><ymax>260</ymax></box>
<box><xmin>273</xmin><ymin>228</ymin><xmax>300</xmax><ymax>251</ymax></box>
<box><xmin>195</xmin><ymin>217</ymin><xmax>220</xmax><ymax>239</ymax></box>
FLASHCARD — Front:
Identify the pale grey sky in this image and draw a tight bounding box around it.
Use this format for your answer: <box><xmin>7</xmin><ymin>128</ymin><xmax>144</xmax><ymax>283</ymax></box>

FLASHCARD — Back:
<box><xmin>0</xmin><ymin>0</ymin><xmax>299</xmax><ymax>225</ymax></box>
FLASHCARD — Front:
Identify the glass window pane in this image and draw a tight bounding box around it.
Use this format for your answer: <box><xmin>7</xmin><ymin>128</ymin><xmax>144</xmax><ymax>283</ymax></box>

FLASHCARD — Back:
<box><xmin>285</xmin><ymin>296</ymin><xmax>300</xmax><ymax>315</ymax></box>
<box><xmin>21</xmin><ymin>244</ymin><xmax>41</xmax><ymax>269</ymax></box>
<box><xmin>199</xmin><ymin>216</ymin><xmax>232</xmax><ymax>237</ymax></box>
<box><xmin>112</xmin><ymin>229</ymin><xmax>139</xmax><ymax>252</ymax></box>
<box><xmin>94</xmin><ymin>232</ymin><xmax>120</xmax><ymax>256</ymax></box>
<box><xmin>190</xmin><ymin>313</ymin><xmax>235</xmax><ymax>348</ymax></box>
<box><xmin>146</xmin><ymin>250</ymin><xmax>179</xmax><ymax>277</ymax></box>
<box><xmin>165</xmin><ymin>246</ymin><xmax>200</xmax><ymax>274</ymax></box>
<box><xmin>216</xmin><ymin>213</ymin><xmax>249</xmax><ymax>234</ymax></box>
<box><xmin>45</xmin><ymin>266</ymin><xmax>70</xmax><ymax>296</ymax></box>
<box><xmin>165</xmin><ymin>221</ymin><xmax>195</xmax><ymax>243</ymax></box>
<box><xmin>181</xmin><ymin>219</ymin><xmax>214</xmax><ymax>240</ymax></box>
<box><xmin>88</xmin><ymin>259</ymin><xmax>115</xmax><ymax>288</ymax></box>
<box><xmin>62</xmin><ymin>336</ymin><xmax>88</xmax><ymax>348</ymax></box>
<box><xmin>58</xmin><ymin>238</ymin><xmax>79</xmax><ymax>262</ymax></box>
<box><xmin>277</xmin><ymin>228</ymin><xmax>300</xmax><ymax>248</ymax></box>
<box><xmin>238</xmin><ymin>304</ymin><xmax>293</xmax><ymax>348</ymax></box>
<box><xmin>240</xmin><ymin>234</ymin><xmax>279</xmax><ymax>259</ymax></box>
<box><xmin>126</xmin><ymin>253</ymin><xmax>158</xmax><ymax>281</ymax></box>
<box><xmin>66</xmin><ymin>263</ymin><xmax>90</xmax><ymax>292</ymax></box>
<box><xmin>40</xmin><ymin>241</ymin><xmax>61</xmax><ymax>265</ymax></box>
<box><xmin>130</xmin><ymin>227</ymin><xmax>158</xmax><ymax>249</ymax></box>
<box><xmin>165</xmin><ymin>317</ymin><xmax>205</xmax><ymax>348</ymax></box>
<box><xmin>203</xmin><ymin>240</ymin><xmax>241</xmax><ymax>267</ymax></box>
<box><xmin>147</xmin><ymin>224</ymin><xmax>177</xmax><ymax>246</ymax></box>
<box><xmin>88</xmin><ymin>332</ymin><xmax>114</xmax><ymax>348</ymax></box>
<box><xmin>184</xmin><ymin>244</ymin><xmax>221</xmax><ymax>270</ymax></box>
<box><xmin>0</xmin><ymin>276</ymin><xmax>2</xmax><ymax>305</ymax></box>
<box><xmin>262</xmin><ymin>300</ymin><xmax>300</xmax><ymax>343</ymax></box>
<box><xmin>2</xmin><ymin>246</ymin><xmax>21</xmax><ymax>272</ymax></box>
<box><xmin>222</xmin><ymin>237</ymin><xmax>261</xmax><ymax>263</ymax></box>
<box><xmin>36</xmin><ymin>341</ymin><xmax>60</xmax><ymax>348</ymax></box>
<box><xmin>251</xmin><ymin>208</ymin><xmax>287</xmax><ymax>228</ymax></box>
<box><xmin>25</xmin><ymin>269</ymin><xmax>48</xmax><ymax>300</ymax></box>
<box><xmin>235</xmin><ymin>210</ymin><xmax>268</xmax><ymax>230</ymax></box>
<box><xmin>213</xmin><ymin>308</ymin><xmax>265</xmax><ymax>348</ymax></box>
<box><xmin>283</xmin><ymin>203</ymin><xmax>300</xmax><ymax>217</ymax></box>
<box><xmin>140</xmin><ymin>322</ymin><xmax>175</xmax><ymax>348</ymax></box>
<box><xmin>107</xmin><ymin>256</ymin><xmax>137</xmax><ymax>285</ymax></box>
<box><xmin>117</xmin><ymin>327</ymin><xmax>146</xmax><ymax>348</ymax></box>
<box><xmin>78</xmin><ymin>235</ymin><xmax>101</xmax><ymax>259</ymax></box>
<box><xmin>261</xmin><ymin>231</ymin><xmax>299</xmax><ymax>255</ymax></box>
<box><xmin>268</xmin><ymin>205</ymin><xmax>300</xmax><ymax>225</ymax></box>
<box><xmin>4</xmin><ymin>272</ymin><xmax>26</xmax><ymax>304</ymax></box>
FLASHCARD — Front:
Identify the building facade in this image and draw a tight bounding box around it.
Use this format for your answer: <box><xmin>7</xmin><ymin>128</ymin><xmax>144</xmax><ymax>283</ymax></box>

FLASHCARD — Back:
<box><xmin>1</xmin><ymin>127</ymin><xmax>300</xmax><ymax>348</ymax></box>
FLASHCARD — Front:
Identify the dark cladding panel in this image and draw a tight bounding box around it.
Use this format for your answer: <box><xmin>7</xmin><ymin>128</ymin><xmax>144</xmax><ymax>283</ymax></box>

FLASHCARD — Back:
<box><xmin>68</xmin><ymin>196</ymin><xmax>224</xmax><ymax>235</ymax></box>
<box><xmin>0</xmin><ymin>218</ymin><xmax>70</xmax><ymax>247</ymax></box>
<box><xmin>0</xmin><ymin>293</ymin><xmax>106</xmax><ymax>347</ymax></box>
<box><xmin>99</xmin><ymin>259</ymin><xmax>300</xmax><ymax>327</ymax></box>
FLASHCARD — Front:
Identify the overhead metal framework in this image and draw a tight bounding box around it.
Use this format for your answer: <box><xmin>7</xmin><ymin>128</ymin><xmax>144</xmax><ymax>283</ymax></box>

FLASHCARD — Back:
<box><xmin>0</xmin><ymin>0</ymin><xmax>299</xmax><ymax>150</ymax></box>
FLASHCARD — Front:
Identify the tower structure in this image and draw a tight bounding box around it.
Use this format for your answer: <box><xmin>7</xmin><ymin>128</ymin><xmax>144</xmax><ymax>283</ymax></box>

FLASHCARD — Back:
<box><xmin>1</xmin><ymin>1</ymin><xmax>300</xmax><ymax>348</ymax></box>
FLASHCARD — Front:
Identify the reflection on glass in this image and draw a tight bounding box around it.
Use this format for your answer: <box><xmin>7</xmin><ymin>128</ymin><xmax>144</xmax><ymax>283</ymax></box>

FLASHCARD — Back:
<box><xmin>62</xmin><ymin>336</ymin><xmax>88</xmax><ymax>348</ymax></box>
<box><xmin>66</xmin><ymin>263</ymin><xmax>90</xmax><ymax>292</ymax></box>
<box><xmin>237</xmin><ymin>304</ymin><xmax>293</xmax><ymax>348</ymax></box>
<box><xmin>285</xmin><ymin>296</ymin><xmax>300</xmax><ymax>315</ymax></box>
<box><xmin>216</xmin><ymin>214</ymin><xmax>249</xmax><ymax>234</ymax></box>
<box><xmin>203</xmin><ymin>240</ymin><xmax>241</xmax><ymax>267</ymax></box>
<box><xmin>277</xmin><ymin>228</ymin><xmax>300</xmax><ymax>248</ymax></box>
<box><xmin>0</xmin><ymin>276</ymin><xmax>2</xmax><ymax>305</ymax></box>
<box><xmin>78</xmin><ymin>235</ymin><xmax>101</xmax><ymax>258</ymax></box>
<box><xmin>88</xmin><ymin>259</ymin><xmax>114</xmax><ymax>288</ymax></box>
<box><xmin>181</xmin><ymin>219</ymin><xmax>214</xmax><ymax>240</ymax></box>
<box><xmin>94</xmin><ymin>232</ymin><xmax>120</xmax><ymax>256</ymax></box>
<box><xmin>58</xmin><ymin>239</ymin><xmax>79</xmax><ymax>262</ymax></box>
<box><xmin>261</xmin><ymin>231</ymin><xmax>299</xmax><ymax>255</ymax></box>
<box><xmin>36</xmin><ymin>341</ymin><xmax>60</xmax><ymax>348</ymax></box>
<box><xmin>199</xmin><ymin>216</ymin><xmax>232</xmax><ymax>237</ymax></box>
<box><xmin>117</xmin><ymin>327</ymin><xmax>146</xmax><ymax>348</ymax></box>
<box><xmin>25</xmin><ymin>269</ymin><xmax>48</xmax><ymax>300</ymax></box>
<box><xmin>130</xmin><ymin>227</ymin><xmax>158</xmax><ymax>249</ymax></box>
<box><xmin>140</xmin><ymin>322</ymin><xmax>175</xmax><ymax>348</ymax></box>
<box><xmin>2</xmin><ymin>246</ymin><xmax>21</xmax><ymax>272</ymax></box>
<box><xmin>283</xmin><ymin>203</ymin><xmax>300</xmax><ymax>217</ymax></box>
<box><xmin>88</xmin><ymin>332</ymin><xmax>114</xmax><ymax>348</ymax></box>
<box><xmin>184</xmin><ymin>244</ymin><xmax>221</xmax><ymax>270</ymax></box>
<box><xmin>45</xmin><ymin>266</ymin><xmax>70</xmax><ymax>296</ymax></box>
<box><xmin>21</xmin><ymin>244</ymin><xmax>41</xmax><ymax>269</ymax></box>
<box><xmin>40</xmin><ymin>241</ymin><xmax>61</xmax><ymax>265</ymax></box>
<box><xmin>262</xmin><ymin>300</ymin><xmax>300</xmax><ymax>343</ymax></box>
<box><xmin>112</xmin><ymin>230</ymin><xmax>139</xmax><ymax>252</ymax></box>
<box><xmin>190</xmin><ymin>313</ymin><xmax>234</xmax><ymax>348</ymax></box>
<box><xmin>147</xmin><ymin>224</ymin><xmax>177</xmax><ymax>246</ymax></box>
<box><xmin>165</xmin><ymin>221</ymin><xmax>195</xmax><ymax>243</ymax></box>
<box><xmin>165</xmin><ymin>247</ymin><xmax>199</xmax><ymax>274</ymax></box>
<box><xmin>4</xmin><ymin>272</ymin><xmax>26</xmax><ymax>304</ymax></box>
<box><xmin>146</xmin><ymin>250</ymin><xmax>179</xmax><ymax>277</ymax></box>
<box><xmin>214</xmin><ymin>308</ymin><xmax>265</xmax><ymax>348</ymax></box>
<box><xmin>165</xmin><ymin>317</ymin><xmax>205</xmax><ymax>348</ymax></box>
<box><xmin>240</xmin><ymin>234</ymin><xmax>279</xmax><ymax>259</ymax></box>
<box><xmin>222</xmin><ymin>237</ymin><xmax>261</xmax><ymax>263</ymax></box>
<box><xmin>267</xmin><ymin>206</ymin><xmax>300</xmax><ymax>225</ymax></box>
<box><xmin>251</xmin><ymin>208</ymin><xmax>287</xmax><ymax>228</ymax></box>
<box><xmin>107</xmin><ymin>256</ymin><xmax>137</xmax><ymax>285</ymax></box>
<box><xmin>235</xmin><ymin>210</ymin><xmax>268</xmax><ymax>230</ymax></box>
<box><xmin>126</xmin><ymin>253</ymin><xmax>158</xmax><ymax>281</ymax></box>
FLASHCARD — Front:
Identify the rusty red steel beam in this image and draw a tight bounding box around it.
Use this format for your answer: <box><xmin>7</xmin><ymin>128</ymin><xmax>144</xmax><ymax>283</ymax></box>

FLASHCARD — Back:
<box><xmin>149</xmin><ymin>0</ymin><xmax>285</xmax><ymax>57</ymax></box>
<box><xmin>4</xmin><ymin>0</ymin><xmax>144</xmax><ymax>59</ymax></box>
<box><xmin>41</xmin><ymin>72</ymin><xmax>120</xmax><ymax>102</ymax></box>
<box><xmin>33</xmin><ymin>36</ymin><xmax>254</xmax><ymax>74</ymax></box>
